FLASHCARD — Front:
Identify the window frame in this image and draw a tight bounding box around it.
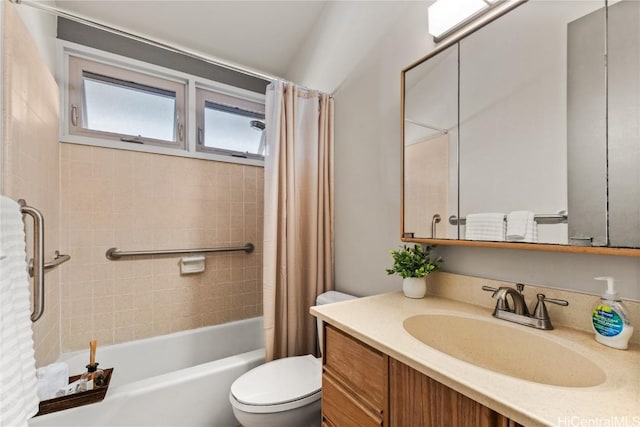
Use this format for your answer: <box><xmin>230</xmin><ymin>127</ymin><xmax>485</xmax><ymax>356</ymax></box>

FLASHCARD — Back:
<box><xmin>68</xmin><ymin>55</ymin><xmax>187</xmax><ymax>149</ymax></box>
<box><xmin>195</xmin><ymin>86</ymin><xmax>266</xmax><ymax>160</ymax></box>
<box><xmin>58</xmin><ymin>40</ymin><xmax>266</xmax><ymax>167</ymax></box>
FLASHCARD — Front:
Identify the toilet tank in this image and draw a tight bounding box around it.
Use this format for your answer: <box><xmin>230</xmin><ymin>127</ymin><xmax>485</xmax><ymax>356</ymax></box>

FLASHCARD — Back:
<box><xmin>315</xmin><ymin>291</ymin><xmax>357</xmax><ymax>355</ymax></box>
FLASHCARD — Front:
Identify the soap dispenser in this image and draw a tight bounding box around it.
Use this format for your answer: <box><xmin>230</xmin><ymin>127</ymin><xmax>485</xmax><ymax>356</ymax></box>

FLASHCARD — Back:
<box><xmin>592</xmin><ymin>277</ymin><xmax>634</xmax><ymax>350</ymax></box>
<box><xmin>79</xmin><ymin>340</ymin><xmax>105</xmax><ymax>391</ymax></box>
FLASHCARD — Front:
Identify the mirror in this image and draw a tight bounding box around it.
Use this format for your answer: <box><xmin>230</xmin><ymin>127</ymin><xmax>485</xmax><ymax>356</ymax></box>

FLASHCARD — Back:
<box><xmin>403</xmin><ymin>43</ymin><xmax>458</xmax><ymax>240</ymax></box>
<box><xmin>402</xmin><ymin>0</ymin><xmax>640</xmax><ymax>254</ymax></box>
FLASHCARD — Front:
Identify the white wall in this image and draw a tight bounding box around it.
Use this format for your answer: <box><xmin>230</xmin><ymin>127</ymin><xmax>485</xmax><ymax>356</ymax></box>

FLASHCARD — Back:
<box><xmin>332</xmin><ymin>1</ymin><xmax>434</xmax><ymax>297</ymax></box>
<box><xmin>331</xmin><ymin>2</ymin><xmax>640</xmax><ymax>300</ymax></box>
<box><xmin>0</xmin><ymin>0</ymin><xmax>4</xmax><ymax>192</ymax></box>
<box><xmin>14</xmin><ymin>1</ymin><xmax>57</xmax><ymax>73</ymax></box>
<box><xmin>286</xmin><ymin>1</ymin><xmax>413</xmax><ymax>94</ymax></box>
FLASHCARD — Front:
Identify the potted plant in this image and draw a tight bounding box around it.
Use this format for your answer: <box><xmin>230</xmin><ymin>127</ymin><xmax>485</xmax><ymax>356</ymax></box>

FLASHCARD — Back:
<box><xmin>386</xmin><ymin>245</ymin><xmax>442</xmax><ymax>298</ymax></box>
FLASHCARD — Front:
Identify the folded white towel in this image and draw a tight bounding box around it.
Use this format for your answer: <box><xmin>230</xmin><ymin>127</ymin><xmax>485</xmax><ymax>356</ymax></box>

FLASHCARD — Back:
<box><xmin>506</xmin><ymin>211</ymin><xmax>538</xmax><ymax>243</ymax></box>
<box><xmin>0</xmin><ymin>195</ymin><xmax>39</xmax><ymax>427</ymax></box>
<box><xmin>36</xmin><ymin>362</ymin><xmax>69</xmax><ymax>401</ymax></box>
<box><xmin>465</xmin><ymin>213</ymin><xmax>506</xmax><ymax>241</ymax></box>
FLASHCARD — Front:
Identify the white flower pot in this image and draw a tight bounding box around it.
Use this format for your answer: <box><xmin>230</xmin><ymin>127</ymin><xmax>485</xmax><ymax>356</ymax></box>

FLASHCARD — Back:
<box><xmin>403</xmin><ymin>277</ymin><xmax>426</xmax><ymax>299</ymax></box>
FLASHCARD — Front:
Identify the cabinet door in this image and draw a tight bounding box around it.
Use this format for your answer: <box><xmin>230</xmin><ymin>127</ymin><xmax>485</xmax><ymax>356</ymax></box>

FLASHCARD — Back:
<box><xmin>390</xmin><ymin>359</ymin><xmax>519</xmax><ymax>427</ymax></box>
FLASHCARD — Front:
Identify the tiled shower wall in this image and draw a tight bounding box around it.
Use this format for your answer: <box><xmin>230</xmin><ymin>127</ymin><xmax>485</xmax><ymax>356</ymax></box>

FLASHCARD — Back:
<box><xmin>60</xmin><ymin>144</ymin><xmax>263</xmax><ymax>352</ymax></box>
<box><xmin>3</xmin><ymin>0</ymin><xmax>264</xmax><ymax>358</ymax></box>
<box><xmin>1</xmin><ymin>2</ymin><xmax>61</xmax><ymax>366</ymax></box>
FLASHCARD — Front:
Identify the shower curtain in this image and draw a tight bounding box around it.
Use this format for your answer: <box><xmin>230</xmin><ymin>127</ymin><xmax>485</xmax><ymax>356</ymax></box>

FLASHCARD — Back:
<box><xmin>263</xmin><ymin>81</ymin><xmax>334</xmax><ymax>361</ymax></box>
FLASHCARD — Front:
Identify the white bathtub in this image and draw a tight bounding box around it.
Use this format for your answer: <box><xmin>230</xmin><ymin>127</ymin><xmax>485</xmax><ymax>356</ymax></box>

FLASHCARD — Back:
<box><xmin>30</xmin><ymin>317</ymin><xmax>265</xmax><ymax>427</ymax></box>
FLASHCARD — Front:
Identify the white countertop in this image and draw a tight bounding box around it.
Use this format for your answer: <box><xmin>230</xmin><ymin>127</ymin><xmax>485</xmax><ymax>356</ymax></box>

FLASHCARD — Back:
<box><xmin>311</xmin><ymin>292</ymin><xmax>640</xmax><ymax>427</ymax></box>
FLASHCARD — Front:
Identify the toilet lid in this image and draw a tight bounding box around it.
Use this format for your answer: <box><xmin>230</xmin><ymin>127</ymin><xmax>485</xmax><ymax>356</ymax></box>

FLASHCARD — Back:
<box><xmin>230</xmin><ymin>355</ymin><xmax>321</xmax><ymax>406</ymax></box>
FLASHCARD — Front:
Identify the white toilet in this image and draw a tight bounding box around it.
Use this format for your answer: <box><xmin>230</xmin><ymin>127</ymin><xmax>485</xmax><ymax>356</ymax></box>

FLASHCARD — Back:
<box><xmin>229</xmin><ymin>291</ymin><xmax>356</xmax><ymax>427</ymax></box>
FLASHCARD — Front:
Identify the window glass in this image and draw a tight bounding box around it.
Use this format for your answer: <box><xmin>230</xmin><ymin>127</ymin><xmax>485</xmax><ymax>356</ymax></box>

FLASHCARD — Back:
<box><xmin>63</xmin><ymin>47</ymin><xmax>266</xmax><ymax>165</ymax></box>
<box><xmin>196</xmin><ymin>87</ymin><xmax>266</xmax><ymax>160</ymax></box>
<box><xmin>203</xmin><ymin>102</ymin><xmax>265</xmax><ymax>156</ymax></box>
<box><xmin>68</xmin><ymin>56</ymin><xmax>186</xmax><ymax>148</ymax></box>
<box><xmin>82</xmin><ymin>72</ymin><xmax>177</xmax><ymax>141</ymax></box>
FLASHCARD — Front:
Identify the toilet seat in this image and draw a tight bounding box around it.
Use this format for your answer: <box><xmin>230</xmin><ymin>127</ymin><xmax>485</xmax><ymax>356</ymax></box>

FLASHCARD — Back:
<box><xmin>230</xmin><ymin>355</ymin><xmax>322</xmax><ymax>414</ymax></box>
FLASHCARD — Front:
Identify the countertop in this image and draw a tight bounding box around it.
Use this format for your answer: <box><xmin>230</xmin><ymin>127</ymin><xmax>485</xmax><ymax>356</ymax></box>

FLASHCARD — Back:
<box><xmin>310</xmin><ymin>292</ymin><xmax>640</xmax><ymax>427</ymax></box>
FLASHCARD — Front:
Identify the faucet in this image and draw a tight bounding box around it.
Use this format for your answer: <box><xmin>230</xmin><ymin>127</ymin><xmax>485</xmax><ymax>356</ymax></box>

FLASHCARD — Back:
<box><xmin>482</xmin><ymin>284</ymin><xmax>568</xmax><ymax>330</ymax></box>
<box><xmin>490</xmin><ymin>283</ymin><xmax>529</xmax><ymax>316</ymax></box>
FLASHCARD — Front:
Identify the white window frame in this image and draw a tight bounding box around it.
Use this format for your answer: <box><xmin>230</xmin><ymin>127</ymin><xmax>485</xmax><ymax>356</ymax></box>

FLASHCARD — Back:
<box><xmin>58</xmin><ymin>40</ymin><xmax>266</xmax><ymax>166</ymax></box>
<box><xmin>68</xmin><ymin>55</ymin><xmax>186</xmax><ymax>148</ymax></box>
<box><xmin>196</xmin><ymin>86</ymin><xmax>266</xmax><ymax>160</ymax></box>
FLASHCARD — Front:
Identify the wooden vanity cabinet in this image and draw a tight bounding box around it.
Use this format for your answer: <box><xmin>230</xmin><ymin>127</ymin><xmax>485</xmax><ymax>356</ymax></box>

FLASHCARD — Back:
<box><xmin>322</xmin><ymin>324</ymin><xmax>523</xmax><ymax>427</ymax></box>
<box><xmin>322</xmin><ymin>325</ymin><xmax>389</xmax><ymax>426</ymax></box>
<box><xmin>389</xmin><ymin>359</ymin><xmax>523</xmax><ymax>427</ymax></box>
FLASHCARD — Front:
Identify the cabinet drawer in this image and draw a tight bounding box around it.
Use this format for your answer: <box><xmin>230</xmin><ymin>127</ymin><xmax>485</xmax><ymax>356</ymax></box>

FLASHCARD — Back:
<box><xmin>323</xmin><ymin>372</ymin><xmax>382</xmax><ymax>427</ymax></box>
<box><xmin>324</xmin><ymin>325</ymin><xmax>386</xmax><ymax>410</ymax></box>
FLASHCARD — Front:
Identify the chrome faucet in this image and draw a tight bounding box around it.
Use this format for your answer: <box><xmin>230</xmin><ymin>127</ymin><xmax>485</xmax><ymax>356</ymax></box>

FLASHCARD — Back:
<box><xmin>490</xmin><ymin>283</ymin><xmax>529</xmax><ymax>316</ymax></box>
<box><xmin>482</xmin><ymin>284</ymin><xmax>568</xmax><ymax>330</ymax></box>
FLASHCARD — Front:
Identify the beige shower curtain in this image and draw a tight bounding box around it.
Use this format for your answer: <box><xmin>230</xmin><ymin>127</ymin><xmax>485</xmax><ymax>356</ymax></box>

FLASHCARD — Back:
<box><xmin>263</xmin><ymin>81</ymin><xmax>334</xmax><ymax>361</ymax></box>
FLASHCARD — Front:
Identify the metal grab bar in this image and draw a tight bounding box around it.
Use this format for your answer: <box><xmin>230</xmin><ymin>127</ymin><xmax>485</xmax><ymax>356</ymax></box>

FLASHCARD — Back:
<box><xmin>28</xmin><ymin>250</ymin><xmax>71</xmax><ymax>278</ymax></box>
<box><xmin>449</xmin><ymin>211</ymin><xmax>568</xmax><ymax>226</ymax></box>
<box><xmin>18</xmin><ymin>199</ymin><xmax>44</xmax><ymax>322</ymax></box>
<box><xmin>106</xmin><ymin>243</ymin><xmax>255</xmax><ymax>260</ymax></box>
<box><xmin>18</xmin><ymin>200</ymin><xmax>71</xmax><ymax>322</ymax></box>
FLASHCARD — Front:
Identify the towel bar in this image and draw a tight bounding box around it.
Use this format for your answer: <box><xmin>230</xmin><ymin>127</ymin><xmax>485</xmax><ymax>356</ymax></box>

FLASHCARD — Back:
<box><xmin>449</xmin><ymin>211</ymin><xmax>568</xmax><ymax>226</ymax></box>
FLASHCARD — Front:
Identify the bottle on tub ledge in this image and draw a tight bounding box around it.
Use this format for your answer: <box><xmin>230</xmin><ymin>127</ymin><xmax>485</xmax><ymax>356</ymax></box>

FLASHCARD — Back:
<box><xmin>79</xmin><ymin>340</ymin><xmax>106</xmax><ymax>391</ymax></box>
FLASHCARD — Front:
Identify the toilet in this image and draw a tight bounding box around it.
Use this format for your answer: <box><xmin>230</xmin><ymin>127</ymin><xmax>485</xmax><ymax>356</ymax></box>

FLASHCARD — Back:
<box><xmin>229</xmin><ymin>291</ymin><xmax>356</xmax><ymax>427</ymax></box>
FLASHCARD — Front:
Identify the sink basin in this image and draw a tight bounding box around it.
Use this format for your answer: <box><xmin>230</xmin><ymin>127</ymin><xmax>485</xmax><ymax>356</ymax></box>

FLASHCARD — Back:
<box><xmin>403</xmin><ymin>314</ymin><xmax>606</xmax><ymax>387</ymax></box>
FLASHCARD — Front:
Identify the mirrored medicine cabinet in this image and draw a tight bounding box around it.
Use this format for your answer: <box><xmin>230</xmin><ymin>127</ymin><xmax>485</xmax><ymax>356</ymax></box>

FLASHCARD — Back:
<box><xmin>401</xmin><ymin>0</ymin><xmax>640</xmax><ymax>256</ymax></box>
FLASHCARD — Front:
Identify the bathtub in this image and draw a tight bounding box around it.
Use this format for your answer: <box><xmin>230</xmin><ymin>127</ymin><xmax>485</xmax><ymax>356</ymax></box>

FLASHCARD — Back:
<box><xmin>29</xmin><ymin>317</ymin><xmax>265</xmax><ymax>427</ymax></box>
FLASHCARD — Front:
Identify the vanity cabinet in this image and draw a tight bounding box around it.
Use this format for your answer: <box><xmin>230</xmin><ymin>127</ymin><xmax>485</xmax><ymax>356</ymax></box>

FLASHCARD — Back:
<box><xmin>322</xmin><ymin>324</ymin><xmax>523</xmax><ymax>427</ymax></box>
<box><xmin>389</xmin><ymin>359</ymin><xmax>523</xmax><ymax>427</ymax></box>
<box><xmin>322</xmin><ymin>325</ymin><xmax>389</xmax><ymax>426</ymax></box>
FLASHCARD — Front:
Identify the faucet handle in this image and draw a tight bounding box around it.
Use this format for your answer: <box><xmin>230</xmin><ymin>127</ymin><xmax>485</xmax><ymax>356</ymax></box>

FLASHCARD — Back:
<box><xmin>481</xmin><ymin>285</ymin><xmax>498</xmax><ymax>293</ymax></box>
<box><xmin>542</xmin><ymin>296</ymin><xmax>569</xmax><ymax>307</ymax></box>
<box><xmin>533</xmin><ymin>293</ymin><xmax>569</xmax><ymax>324</ymax></box>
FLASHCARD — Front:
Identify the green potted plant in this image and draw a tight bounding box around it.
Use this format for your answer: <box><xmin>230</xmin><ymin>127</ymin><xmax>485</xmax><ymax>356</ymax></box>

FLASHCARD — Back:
<box><xmin>386</xmin><ymin>244</ymin><xmax>442</xmax><ymax>298</ymax></box>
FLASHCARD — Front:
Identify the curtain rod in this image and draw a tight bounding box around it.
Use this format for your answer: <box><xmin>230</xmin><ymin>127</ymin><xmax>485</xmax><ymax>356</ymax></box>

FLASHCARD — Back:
<box><xmin>10</xmin><ymin>0</ymin><xmax>280</xmax><ymax>83</ymax></box>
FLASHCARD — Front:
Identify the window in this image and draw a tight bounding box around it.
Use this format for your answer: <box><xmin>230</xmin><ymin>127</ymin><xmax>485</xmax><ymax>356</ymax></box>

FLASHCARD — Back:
<box><xmin>196</xmin><ymin>87</ymin><xmax>266</xmax><ymax>160</ymax></box>
<box><xmin>60</xmin><ymin>42</ymin><xmax>267</xmax><ymax>166</ymax></box>
<box><xmin>68</xmin><ymin>56</ymin><xmax>186</xmax><ymax>148</ymax></box>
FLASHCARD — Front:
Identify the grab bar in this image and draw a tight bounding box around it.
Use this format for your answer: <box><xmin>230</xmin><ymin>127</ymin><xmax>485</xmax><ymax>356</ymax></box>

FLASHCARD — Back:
<box><xmin>19</xmin><ymin>199</ymin><xmax>45</xmax><ymax>322</ymax></box>
<box><xmin>18</xmin><ymin>200</ymin><xmax>71</xmax><ymax>322</ymax></box>
<box><xmin>29</xmin><ymin>251</ymin><xmax>71</xmax><ymax>278</ymax></box>
<box><xmin>106</xmin><ymin>243</ymin><xmax>255</xmax><ymax>260</ymax></box>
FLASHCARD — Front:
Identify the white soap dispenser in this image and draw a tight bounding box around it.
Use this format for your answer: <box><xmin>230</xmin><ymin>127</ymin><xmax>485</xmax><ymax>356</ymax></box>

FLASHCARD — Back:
<box><xmin>592</xmin><ymin>277</ymin><xmax>634</xmax><ymax>350</ymax></box>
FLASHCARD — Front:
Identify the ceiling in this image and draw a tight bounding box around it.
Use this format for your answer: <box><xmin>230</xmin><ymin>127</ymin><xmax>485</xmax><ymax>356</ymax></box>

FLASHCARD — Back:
<box><xmin>56</xmin><ymin>0</ymin><xmax>329</xmax><ymax>78</ymax></box>
<box><xmin>54</xmin><ymin>1</ymin><xmax>417</xmax><ymax>92</ymax></box>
